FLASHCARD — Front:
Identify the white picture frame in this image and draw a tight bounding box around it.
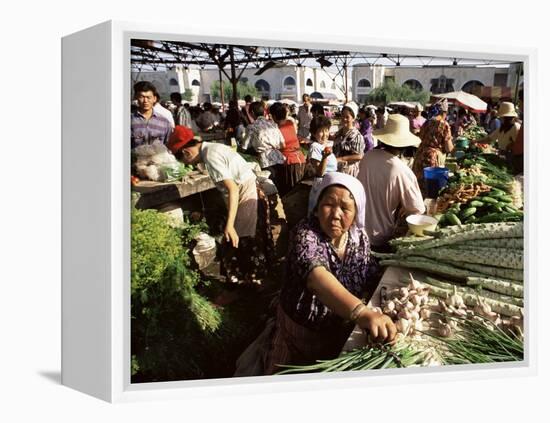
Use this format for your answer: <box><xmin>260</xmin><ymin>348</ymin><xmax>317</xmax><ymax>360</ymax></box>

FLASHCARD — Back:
<box><xmin>62</xmin><ymin>20</ymin><xmax>537</xmax><ymax>403</ymax></box>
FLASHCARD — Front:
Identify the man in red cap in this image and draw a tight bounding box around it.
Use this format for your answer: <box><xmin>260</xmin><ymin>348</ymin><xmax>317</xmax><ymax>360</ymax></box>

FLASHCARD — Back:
<box><xmin>168</xmin><ymin>126</ymin><xmax>272</xmax><ymax>284</ymax></box>
<box><xmin>167</xmin><ymin>125</ymin><xmax>199</xmax><ymax>162</ymax></box>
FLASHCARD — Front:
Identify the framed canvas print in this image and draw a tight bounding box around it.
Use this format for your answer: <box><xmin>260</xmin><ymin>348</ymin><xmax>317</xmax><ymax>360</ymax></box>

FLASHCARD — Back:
<box><xmin>62</xmin><ymin>20</ymin><xmax>537</xmax><ymax>403</ymax></box>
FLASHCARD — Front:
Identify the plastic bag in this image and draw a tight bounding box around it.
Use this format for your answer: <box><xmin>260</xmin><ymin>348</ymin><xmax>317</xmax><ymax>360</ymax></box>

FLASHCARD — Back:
<box><xmin>160</xmin><ymin>162</ymin><xmax>192</xmax><ymax>182</ymax></box>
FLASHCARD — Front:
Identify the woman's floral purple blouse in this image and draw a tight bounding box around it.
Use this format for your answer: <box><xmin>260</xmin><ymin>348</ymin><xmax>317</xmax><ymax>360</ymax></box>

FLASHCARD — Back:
<box><xmin>280</xmin><ymin>217</ymin><xmax>379</xmax><ymax>332</ymax></box>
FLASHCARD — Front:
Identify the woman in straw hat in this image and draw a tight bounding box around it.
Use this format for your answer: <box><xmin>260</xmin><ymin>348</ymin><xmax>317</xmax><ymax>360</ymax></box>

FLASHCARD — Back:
<box><xmin>262</xmin><ymin>172</ymin><xmax>396</xmax><ymax>374</ymax></box>
<box><xmin>357</xmin><ymin>114</ymin><xmax>426</xmax><ymax>250</ymax></box>
<box><xmin>473</xmin><ymin>101</ymin><xmax>521</xmax><ymax>154</ymax></box>
<box><xmin>411</xmin><ymin>99</ymin><xmax>453</xmax><ymax>183</ymax></box>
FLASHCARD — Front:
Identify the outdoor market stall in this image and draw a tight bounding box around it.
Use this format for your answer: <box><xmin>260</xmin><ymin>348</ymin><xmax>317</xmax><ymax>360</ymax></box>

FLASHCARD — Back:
<box><xmin>337</xmin><ymin>143</ymin><xmax>524</xmax><ymax>368</ymax></box>
<box><xmin>128</xmin><ymin>37</ymin><xmax>525</xmax><ymax>382</ymax></box>
<box><xmin>335</xmin><ymin>219</ymin><xmax>525</xmax><ymax>370</ymax></box>
<box><xmin>432</xmin><ymin>90</ymin><xmax>488</xmax><ymax>114</ymax></box>
<box><xmin>278</xmin><ymin>142</ymin><xmax>524</xmax><ymax>373</ymax></box>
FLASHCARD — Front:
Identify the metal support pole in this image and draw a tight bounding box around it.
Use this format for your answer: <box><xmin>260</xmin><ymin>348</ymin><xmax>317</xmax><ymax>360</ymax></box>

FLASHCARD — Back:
<box><xmin>344</xmin><ymin>62</ymin><xmax>349</xmax><ymax>103</ymax></box>
<box><xmin>229</xmin><ymin>47</ymin><xmax>238</xmax><ymax>102</ymax></box>
<box><xmin>219</xmin><ymin>67</ymin><xmax>225</xmax><ymax>111</ymax></box>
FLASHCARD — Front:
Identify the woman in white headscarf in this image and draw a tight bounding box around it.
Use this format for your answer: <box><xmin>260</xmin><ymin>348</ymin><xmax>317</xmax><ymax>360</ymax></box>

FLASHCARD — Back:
<box><xmin>264</xmin><ymin>172</ymin><xmax>396</xmax><ymax>374</ymax></box>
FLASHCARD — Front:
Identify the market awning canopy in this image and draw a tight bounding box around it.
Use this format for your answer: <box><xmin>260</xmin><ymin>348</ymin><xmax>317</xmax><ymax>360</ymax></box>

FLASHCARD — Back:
<box><xmin>432</xmin><ymin>91</ymin><xmax>488</xmax><ymax>113</ymax></box>
<box><xmin>388</xmin><ymin>101</ymin><xmax>423</xmax><ymax>109</ymax></box>
<box><xmin>131</xmin><ymin>40</ymin><xmax>518</xmax><ymax>71</ymax></box>
<box><xmin>131</xmin><ymin>39</ymin><xmax>520</xmax><ymax>104</ymax></box>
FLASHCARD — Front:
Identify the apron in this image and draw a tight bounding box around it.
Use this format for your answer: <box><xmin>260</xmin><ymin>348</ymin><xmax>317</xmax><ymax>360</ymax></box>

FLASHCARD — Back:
<box><xmin>234</xmin><ymin>177</ymin><xmax>258</xmax><ymax>237</ymax></box>
<box><xmin>218</xmin><ymin>176</ymin><xmax>258</xmax><ymax>238</ymax></box>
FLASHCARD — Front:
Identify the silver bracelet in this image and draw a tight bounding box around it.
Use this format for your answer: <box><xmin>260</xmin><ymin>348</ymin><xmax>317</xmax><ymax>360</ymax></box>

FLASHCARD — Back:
<box><xmin>349</xmin><ymin>302</ymin><xmax>367</xmax><ymax>322</ymax></box>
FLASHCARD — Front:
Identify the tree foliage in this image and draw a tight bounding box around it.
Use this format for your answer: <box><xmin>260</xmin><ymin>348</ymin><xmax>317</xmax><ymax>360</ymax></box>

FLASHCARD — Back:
<box><xmin>366</xmin><ymin>80</ymin><xmax>430</xmax><ymax>105</ymax></box>
<box><xmin>182</xmin><ymin>88</ymin><xmax>193</xmax><ymax>102</ymax></box>
<box><xmin>210</xmin><ymin>80</ymin><xmax>259</xmax><ymax>102</ymax></box>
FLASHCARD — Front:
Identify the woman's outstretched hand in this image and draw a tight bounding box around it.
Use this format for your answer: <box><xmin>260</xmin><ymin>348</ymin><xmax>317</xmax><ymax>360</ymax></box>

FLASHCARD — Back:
<box><xmin>357</xmin><ymin>309</ymin><xmax>397</xmax><ymax>345</ymax></box>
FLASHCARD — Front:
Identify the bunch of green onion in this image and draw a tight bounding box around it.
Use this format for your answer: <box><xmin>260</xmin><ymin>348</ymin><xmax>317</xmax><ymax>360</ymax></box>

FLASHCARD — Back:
<box><xmin>276</xmin><ymin>340</ymin><xmax>426</xmax><ymax>374</ymax></box>
<box><xmin>431</xmin><ymin>315</ymin><xmax>523</xmax><ymax>365</ymax></box>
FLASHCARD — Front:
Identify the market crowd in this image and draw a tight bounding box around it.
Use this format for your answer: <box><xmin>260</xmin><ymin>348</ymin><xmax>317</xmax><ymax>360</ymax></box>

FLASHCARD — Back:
<box><xmin>131</xmin><ymin>80</ymin><xmax>524</xmax><ymax>375</ymax></box>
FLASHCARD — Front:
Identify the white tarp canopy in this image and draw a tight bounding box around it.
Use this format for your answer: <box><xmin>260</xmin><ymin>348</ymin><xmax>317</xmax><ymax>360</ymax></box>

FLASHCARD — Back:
<box><xmin>266</xmin><ymin>99</ymin><xmax>297</xmax><ymax>106</ymax></box>
<box><xmin>433</xmin><ymin>90</ymin><xmax>488</xmax><ymax>113</ymax></box>
<box><xmin>279</xmin><ymin>98</ymin><xmax>298</xmax><ymax>106</ymax></box>
<box><xmin>387</xmin><ymin>101</ymin><xmax>423</xmax><ymax>110</ymax></box>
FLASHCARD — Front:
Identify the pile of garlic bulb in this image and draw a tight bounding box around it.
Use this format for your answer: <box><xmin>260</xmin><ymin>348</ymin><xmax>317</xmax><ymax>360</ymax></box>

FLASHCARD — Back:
<box><xmin>381</xmin><ymin>274</ymin><xmax>523</xmax><ymax>341</ymax></box>
<box><xmin>471</xmin><ymin>296</ymin><xmax>523</xmax><ymax>337</ymax></box>
<box><xmin>381</xmin><ymin>274</ymin><xmax>432</xmax><ymax>338</ymax></box>
<box><xmin>432</xmin><ymin>285</ymin><xmax>522</xmax><ymax>338</ymax></box>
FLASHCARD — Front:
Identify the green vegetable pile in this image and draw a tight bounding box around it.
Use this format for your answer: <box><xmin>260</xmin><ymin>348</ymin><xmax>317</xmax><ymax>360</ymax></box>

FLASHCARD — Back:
<box><xmin>378</xmin><ymin>222</ymin><xmax>524</xmax><ymax>286</ymax></box>
<box><xmin>431</xmin><ymin>315</ymin><xmax>523</xmax><ymax>364</ymax></box>
<box><xmin>131</xmin><ymin>208</ymin><xmax>275</xmax><ymax>382</ymax></box>
<box><xmin>440</xmin><ymin>186</ymin><xmax>523</xmax><ymax>226</ymax></box>
<box><xmin>438</xmin><ymin>154</ymin><xmax>523</xmax><ymax>226</ymax></box>
<box><xmin>276</xmin><ymin>339</ymin><xmax>427</xmax><ymax>374</ymax></box>
<box><xmin>450</xmin><ymin>154</ymin><xmax>514</xmax><ymax>190</ymax></box>
<box><xmin>160</xmin><ymin>162</ymin><xmax>194</xmax><ymax>182</ymax></box>
<box><xmin>131</xmin><ymin>208</ymin><xmax>222</xmax><ymax>381</ymax></box>
<box><xmin>275</xmin><ymin>313</ymin><xmax>523</xmax><ymax>374</ymax></box>
<box><xmin>462</xmin><ymin>125</ymin><xmax>487</xmax><ymax>141</ymax></box>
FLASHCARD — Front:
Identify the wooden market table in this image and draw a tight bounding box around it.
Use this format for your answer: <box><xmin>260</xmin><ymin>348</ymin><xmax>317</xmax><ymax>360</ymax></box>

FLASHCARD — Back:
<box><xmin>132</xmin><ymin>171</ymin><xmax>216</xmax><ymax>209</ymax></box>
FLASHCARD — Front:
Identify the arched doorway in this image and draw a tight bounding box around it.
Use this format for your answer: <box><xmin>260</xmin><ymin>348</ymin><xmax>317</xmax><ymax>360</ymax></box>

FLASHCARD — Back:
<box><xmin>461</xmin><ymin>80</ymin><xmax>484</xmax><ymax>94</ymax></box>
<box><xmin>403</xmin><ymin>79</ymin><xmax>423</xmax><ymax>91</ymax></box>
<box><xmin>255</xmin><ymin>79</ymin><xmax>271</xmax><ymax>98</ymax></box>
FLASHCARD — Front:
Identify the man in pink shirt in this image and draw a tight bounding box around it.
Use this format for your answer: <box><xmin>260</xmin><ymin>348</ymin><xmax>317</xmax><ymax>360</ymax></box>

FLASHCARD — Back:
<box><xmin>358</xmin><ymin>114</ymin><xmax>425</xmax><ymax>250</ymax></box>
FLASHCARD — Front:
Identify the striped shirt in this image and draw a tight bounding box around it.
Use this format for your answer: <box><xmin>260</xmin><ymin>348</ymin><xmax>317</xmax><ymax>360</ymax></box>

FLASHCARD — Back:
<box><xmin>333</xmin><ymin>127</ymin><xmax>365</xmax><ymax>177</ymax></box>
<box><xmin>131</xmin><ymin>110</ymin><xmax>172</xmax><ymax>148</ymax></box>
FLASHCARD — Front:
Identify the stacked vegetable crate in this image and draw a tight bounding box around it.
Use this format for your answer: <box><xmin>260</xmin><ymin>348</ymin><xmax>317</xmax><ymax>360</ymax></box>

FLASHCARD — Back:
<box><xmin>376</xmin><ymin>222</ymin><xmax>524</xmax><ymax>320</ymax></box>
<box><xmin>436</xmin><ymin>154</ymin><xmax>523</xmax><ymax>226</ymax></box>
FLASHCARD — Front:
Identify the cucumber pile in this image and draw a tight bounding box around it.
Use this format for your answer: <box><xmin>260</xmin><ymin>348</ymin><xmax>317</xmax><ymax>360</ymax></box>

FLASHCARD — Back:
<box><xmin>437</xmin><ymin>153</ymin><xmax>522</xmax><ymax>227</ymax></box>
<box><xmin>439</xmin><ymin>187</ymin><xmax>523</xmax><ymax>226</ymax></box>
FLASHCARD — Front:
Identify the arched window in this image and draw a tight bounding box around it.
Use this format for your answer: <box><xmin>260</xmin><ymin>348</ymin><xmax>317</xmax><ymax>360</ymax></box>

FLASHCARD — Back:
<box><xmin>357</xmin><ymin>79</ymin><xmax>371</xmax><ymax>88</ymax></box>
<box><xmin>191</xmin><ymin>79</ymin><xmax>201</xmax><ymax>86</ymax></box>
<box><xmin>403</xmin><ymin>79</ymin><xmax>423</xmax><ymax>91</ymax></box>
<box><xmin>240</xmin><ymin>77</ymin><xmax>249</xmax><ymax>84</ymax></box>
<box><xmin>430</xmin><ymin>75</ymin><xmax>454</xmax><ymax>94</ymax></box>
<box><xmin>169</xmin><ymin>78</ymin><xmax>178</xmax><ymax>86</ymax></box>
<box><xmin>306</xmin><ymin>78</ymin><xmax>313</xmax><ymax>87</ymax></box>
<box><xmin>283</xmin><ymin>76</ymin><xmax>296</xmax><ymax>89</ymax></box>
<box><xmin>255</xmin><ymin>79</ymin><xmax>270</xmax><ymax>97</ymax></box>
<box><xmin>331</xmin><ymin>81</ymin><xmax>336</xmax><ymax>89</ymax></box>
<box><xmin>320</xmin><ymin>81</ymin><xmax>326</xmax><ymax>89</ymax></box>
<box><xmin>461</xmin><ymin>80</ymin><xmax>484</xmax><ymax>94</ymax></box>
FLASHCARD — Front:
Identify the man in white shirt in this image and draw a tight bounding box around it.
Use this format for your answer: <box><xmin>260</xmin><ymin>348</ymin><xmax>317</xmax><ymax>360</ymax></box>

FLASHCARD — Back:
<box><xmin>153</xmin><ymin>101</ymin><xmax>175</xmax><ymax>129</ymax></box>
<box><xmin>357</xmin><ymin>114</ymin><xmax>425</xmax><ymax>250</ymax></box>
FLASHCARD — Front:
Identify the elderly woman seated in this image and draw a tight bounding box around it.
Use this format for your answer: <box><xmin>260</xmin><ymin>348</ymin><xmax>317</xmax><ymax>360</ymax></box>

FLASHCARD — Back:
<box><xmin>264</xmin><ymin>172</ymin><xmax>396</xmax><ymax>374</ymax></box>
